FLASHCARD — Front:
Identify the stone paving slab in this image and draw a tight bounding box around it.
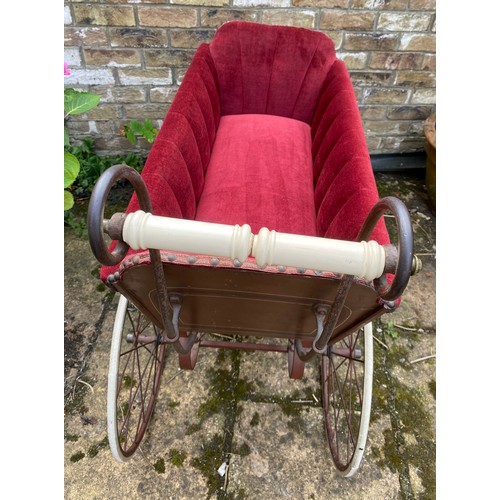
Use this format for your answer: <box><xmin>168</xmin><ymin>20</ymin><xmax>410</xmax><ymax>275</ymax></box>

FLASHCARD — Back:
<box><xmin>64</xmin><ymin>170</ymin><xmax>436</xmax><ymax>499</ymax></box>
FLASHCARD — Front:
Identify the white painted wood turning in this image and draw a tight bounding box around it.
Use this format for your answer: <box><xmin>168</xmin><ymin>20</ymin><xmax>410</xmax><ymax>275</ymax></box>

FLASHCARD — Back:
<box><xmin>121</xmin><ymin>210</ymin><xmax>387</xmax><ymax>281</ymax></box>
<box><xmin>252</xmin><ymin>228</ymin><xmax>386</xmax><ymax>281</ymax></box>
<box><xmin>123</xmin><ymin>210</ymin><xmax>254</xmax><ymax>263</ymax></box>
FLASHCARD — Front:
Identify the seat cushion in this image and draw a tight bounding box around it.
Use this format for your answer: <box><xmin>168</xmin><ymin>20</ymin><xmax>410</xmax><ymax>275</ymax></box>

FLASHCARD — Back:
<box><xmin>195</xmin><ymin>114</ymin><xmax>317</xmax><ymax>236</ymax></box>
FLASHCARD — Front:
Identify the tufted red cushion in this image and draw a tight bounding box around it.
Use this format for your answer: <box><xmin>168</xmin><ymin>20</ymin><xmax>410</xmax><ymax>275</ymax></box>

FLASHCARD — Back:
<box><xmin>195</xmin><ymin>114</ymin><xmax>317</xmax><ymax>236</ymax></box>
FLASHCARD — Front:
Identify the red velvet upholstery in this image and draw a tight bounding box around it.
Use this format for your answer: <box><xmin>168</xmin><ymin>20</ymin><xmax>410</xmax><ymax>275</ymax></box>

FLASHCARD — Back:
<box><xmin>209</xmin><ymin>21</ymin><xmax>336</xmax><ymax>124</ymax></box>
<box><xmin>101</xmin><ymin>21</ymin><xmax>389</xmax><ymax>281</ymax></box>
<box><xmin>195</xmin><ymin>114</ymin><xmax>317</xmax><ymax>236</ymax></box>
<box><xmin>311</xmin><ymin>59</ymin><xmax>389</xmax><ymax>245</ymax></box>
<box><xmin>125</xmin><ymin>43</ymin><xmax>220</xmax><ymax>220</ymax></box>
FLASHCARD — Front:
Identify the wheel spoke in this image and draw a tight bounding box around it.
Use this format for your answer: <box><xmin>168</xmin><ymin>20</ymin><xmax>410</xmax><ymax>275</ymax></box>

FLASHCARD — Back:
<box><xmin>321</xmin><ymin>324</ymin><xmax>373</xmax><ymax>476</ymax></box>
<box><xmin>108</xmin><ymin>296</ymin><xmax>167</xmax><ymax>460</ymax></box>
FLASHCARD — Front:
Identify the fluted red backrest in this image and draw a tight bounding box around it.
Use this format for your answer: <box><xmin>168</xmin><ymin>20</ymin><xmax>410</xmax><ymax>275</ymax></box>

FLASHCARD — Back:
<box><xmin>209</xmin><ymin>21</ymin><xmax>336</xmax><ymax>124</ymax></box>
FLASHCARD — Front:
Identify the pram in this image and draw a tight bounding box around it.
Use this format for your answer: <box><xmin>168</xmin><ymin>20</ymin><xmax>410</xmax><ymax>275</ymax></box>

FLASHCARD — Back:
<box><xmin>88</xmin><ymin>21</ymin><xmax>420</xmax><ymax>477</ymax></box>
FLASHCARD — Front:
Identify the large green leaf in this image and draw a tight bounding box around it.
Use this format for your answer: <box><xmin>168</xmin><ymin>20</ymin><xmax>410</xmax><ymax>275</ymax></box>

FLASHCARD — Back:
<box><xmin>64</xmin><ymin>90</ymin><xmax>100</xmax><ymax>115</ymax></box>
<box><xmin>64</xmin><ymin>151</ymin><xmax>80</xmax><ymax>188</ymax></box>
<box><xmin>64</xmin><ymin>190</ymin><xmax>74</xmax><ymax>211</ymax></box>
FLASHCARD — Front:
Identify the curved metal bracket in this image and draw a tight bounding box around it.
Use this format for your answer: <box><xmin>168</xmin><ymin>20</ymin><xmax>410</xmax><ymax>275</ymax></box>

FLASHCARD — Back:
<box><xmin>88</xmin><ymin>164</ymin><xmax>151</xmax><ymax>266</ymax></box>
<box><xmin>88</xmin><ymin>164</ymin><xmax>179</xmax><ymax>347</ymax></box>
<box><xmin>357</xmin><ymin>196</ymin><xmax>416</xmax><ymax>303</ymax></box>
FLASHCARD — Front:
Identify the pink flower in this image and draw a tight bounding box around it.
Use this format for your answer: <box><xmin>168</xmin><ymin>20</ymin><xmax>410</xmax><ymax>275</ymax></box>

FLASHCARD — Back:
<box><xmin>64</xmin><ymin>62</ymin><xmax>71</xmax><ymax>76</ymax></box>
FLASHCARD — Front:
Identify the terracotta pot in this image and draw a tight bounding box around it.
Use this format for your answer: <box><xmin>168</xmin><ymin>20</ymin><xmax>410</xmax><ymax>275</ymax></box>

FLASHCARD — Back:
<box><xmin>424</xmin><ymin>113</ymin><xmax>436</xmax><ymax>213</ymax></box>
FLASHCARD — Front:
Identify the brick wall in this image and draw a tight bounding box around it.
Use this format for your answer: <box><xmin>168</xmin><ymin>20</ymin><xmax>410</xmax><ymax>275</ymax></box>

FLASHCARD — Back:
<box><xmin>64</xmin><ymin>0</ymin><xmax>436</xmax><ymax>156</ymax></box>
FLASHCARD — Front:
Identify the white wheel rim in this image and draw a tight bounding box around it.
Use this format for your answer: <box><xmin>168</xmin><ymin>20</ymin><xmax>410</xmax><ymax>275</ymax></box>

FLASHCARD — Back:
<box><xmin>107</xmin><ymin>295</ymin><xmax>129</xmax><ymax>462</ymax></box>
<box><xmin>341</xmin><ymin>322</ymin><xmax>373</xmax><ymax>477</ymax></box>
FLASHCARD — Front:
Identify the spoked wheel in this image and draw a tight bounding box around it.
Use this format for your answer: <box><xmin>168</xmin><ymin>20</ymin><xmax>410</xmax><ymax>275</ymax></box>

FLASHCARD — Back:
<box><xmin>108</xmin><ymin>295</ymin><xmax>167</xmax><ymax>462</ymax></box>
<box><xmin>321</xmin><ymin>322</ymin><xmax>373</xmax><ymax>477</ymax></box>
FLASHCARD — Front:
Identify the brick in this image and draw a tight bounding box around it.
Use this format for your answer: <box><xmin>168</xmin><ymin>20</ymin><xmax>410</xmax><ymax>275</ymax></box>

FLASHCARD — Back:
<box><xmin>336</xmin><ymin>52</ymin><xmax>368</xmax><ymax>70</ymax></box>
<box><xmin>64</xmin><ymin>48</ymin><xmax>82</xmax><ymax>67</ymax></box>
<box><xmin>200</xmin><ymin>9</ymin><xmax>258</xmax><ymax>27</ymax></box>
<box><xmin>344</xmin><ymin>33</ymin><xmax>399</xmax><ymax>51</ymax></box>
<box><xmin>400</xmin><ymin>33</ymin><xmax>436</xmax><ymax>52</ymax></box>
<box><xmin>64</xmin><ymin>68</ymin><xmax>115</xmax><ymax>85</ymax></box>
<box><xmin>409</xmin><ymin>121</ymin><xmax>425</xmax><ymax>135</ymax></box>
<box><xmin>73</xmin><ymin>6</ymin><xmax>135</xmax><ymax>26</ymax></box>
<box><xmin>364</xmin><ymin>120</ymin><xmax>410</xmax><ymax>135</ymax></box>
<box><xmin>409</xmin><ymin>0</ymin><xmax>436</xmax><ymax>9</ymax></box>
<box><xmin>145</xmin><ymin>49</ymin><xmax>195</xmax><ymax>67</ymax></box>
<box><xmin>173</xmin><ymin>0</ymin><xmax>228</xmax><ymax>5</ymax></box>
<box><xmin>94</xmin><ymin>136</ymin><xmax>143</xmax><ymax>153</ymax></box>
<box><xmin>64</xmin><ymin>27</ymin><xmax>108</xmax><ymax>47</ymax></box>
<box><xmin>261</xmin><ymin>10</ymin><xmax>316</xmax><ymax>28</ymax></box>
<box><xmin>111</xmin><ymin>87</ymin><xmax>147</xmax><ymax>103</ymax></box>
<box><xmin>124</xmin><ymin>104</ymin><xmax>169</xmax><ymax>119</ymax></box>
<box><xmin>394</xmin><ymin>71</ymin><xmax>435</xmax><ymax>87</ymax></box>
<box><xmin>93</xmin><ymin>86</ymin><xmax>147</xmax><ymax>103</ymax></box>
<box><xmin>84</xmin><ymin>49</ymin><xmax>141</xmax><ymax>67</ymax></box>
<box><xmin>104</xmin><ymin>0</ymin><xmax>166</xmax><ymax>3</ymax></box>
<box><xmin>377</xmin><ymin>13</ymin><xmax>433</xmax><ymax>31</ymax></box>
<box><xmin>64</xmin><ymin>5</ymin><xmax>72</xmax><ymax>25</ymax></box>
<box><xmin>83</xmin><ymin>104</ymin><xmax>123</xmax><ymax>121</ymax></box>
<box><xmin>362</xmin><ymin>87</ymin><xmax>409</xmax><ymax>104</ymax></box>
<box><xmin>170</xmin><ymin>29</ymin><xmax>216</xmax><ymax>48</ymax></box>
<box><xmin>320</xmin><ymin>11</ymin><xmax>376</xmax><ymax>31</ymax></box>
<box><xmin>109</xmin><ymin>28</ymin><xmax>167</xmax><ymax>48</ymax></box>
<box><xmin>150</xmin><ymin>87</ymin><xmax>179</xmax><ymax>103</ymax></box>
<box><xmin>293</xmin><ymin>0</ymin><xmax>348</xmax><ymax>7</ymax></box>
<box><xmin>411</xmin><ymin>88</ymin><xmax>436</xmax><ymax>104</ymax></box>
<box><xmin>350</xmin><ymin>71</ymin><xmax>392</xmax><ymax>86</ymax></box>
<box><xmin>234</xmin><ymin>0</ymin><xmax>289</xmax><ymax>5</ymax></box>
<box><xmin>369</xmin><ymin>52</ymin><xmax>425</xmax><ymax>71</ymax></box>
<box><xmin>359</xmin><ymin>106</ymin><xmax>386</xmax><ymax>120</ymax></box>
<box><xmin>118</xmin><ymin>68</ymin><xmax>173</xmax><ymax>85</ymax></box>
<box><xmin>65</xmin><ymin>121</ymin><xmax>91</xmax><ymax>135</ymax></box>
<box><xmin>351</xmin><ymin>0</ymin><xmax>407</xmax><ymax>9</ymax></box>
<box><xmin>422</xmin><ymin>54</ymin><xmax>436</xmax><ymax>71</ymax></box>
<box><xmin>90</xmin><ymin>121</ymin><xmax>116</xmax><ymax>135</ymax></box>
<box><xmin>387</xmin><ymin>105</ymin><xmax>434</xmax><ymax>120</ymax></box>
<box><xmin>365</xmin><ymin>135</ymin><xmax>382</xmax><ymax>152</ymax></box>
<box><xmin>138</xmin><ymin>7</ymin><xmax>197</xmax><ymax>28</ymax></box>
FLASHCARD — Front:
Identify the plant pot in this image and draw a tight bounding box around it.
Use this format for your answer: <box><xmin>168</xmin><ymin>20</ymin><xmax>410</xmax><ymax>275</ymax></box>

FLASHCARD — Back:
<box><xmin>424</xmin><ymin>113</ymin><xmax>436</xmax><ymax>214</ymax></box>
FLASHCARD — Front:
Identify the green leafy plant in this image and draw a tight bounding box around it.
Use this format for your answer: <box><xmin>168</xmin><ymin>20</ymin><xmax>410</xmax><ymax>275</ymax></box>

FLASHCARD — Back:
<box><xmin>64</xmin><ymin>64</ymin><xmax>101</xmax><ymax>210</ymax></box>
<box><xmin>64</xmin><ymin>137</ymin><xmax>147</xmax><ymax>235</ymax></box>
<box><xmin>67</xmin><ymin>138</ymin><xmax>146</xmax><ymax>197</ymax></box>
<box><xmin>121</xmin><ymin>119</ymin><xmax>158</xmax><ymax>145</ymax></box>
<box><xmin>384</xmin><ymin>320</ymin><xmax>399</xmax><ymax>340</ymax></box>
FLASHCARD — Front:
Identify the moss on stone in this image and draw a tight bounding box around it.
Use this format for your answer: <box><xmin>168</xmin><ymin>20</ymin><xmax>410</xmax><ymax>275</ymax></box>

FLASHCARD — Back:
<box><xmin>70</xmin><ymin>451</ymin><xmax>85</xmax><ymax>463</ymax></box>
<box><xmin>153</xmin><ymin>458</ymin><xmax>165</xmax><ymax>474</ymax></box>
<box><xmin>190</xmin><ymin>434</ymin><xmax>225</xmax><ymax>498</ymax></box>
<box><xmin>87</xmin><ymin>437</ymin><xmax>109</xmax><ymax>458</ymax></box>
<box><xmin>168</xmin><ymin>448</ymin><xmax>187</xmax><ymax>467</ymax></box>
<box><xmin>372</xmin><ymin>321</ymin><xmax>436</xmax><ymax>498</ymax></box>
